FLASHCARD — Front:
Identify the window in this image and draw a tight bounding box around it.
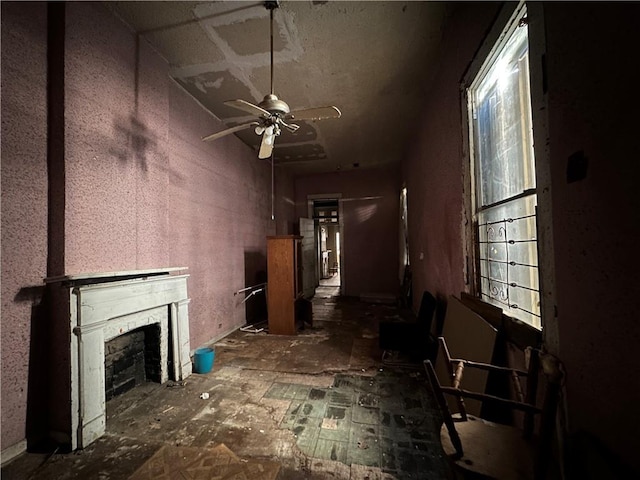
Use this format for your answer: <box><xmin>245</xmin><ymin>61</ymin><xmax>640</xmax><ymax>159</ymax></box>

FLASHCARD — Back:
<box><xmin>468</xmin><ymin>5</ymin><xmax>541</xmax><ymax>329</ymax></box>
<box><xmin>313</xmin><ymin>199</ymin><xmax>339</xmax><ymax>224</ymax></box>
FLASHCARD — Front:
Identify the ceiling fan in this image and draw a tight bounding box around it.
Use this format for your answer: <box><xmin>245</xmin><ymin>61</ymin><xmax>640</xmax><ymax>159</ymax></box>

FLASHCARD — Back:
<box><xmin>201</xmin><ymin>0</ymin><xmax>341</xmax><ymax>159</ymax></box>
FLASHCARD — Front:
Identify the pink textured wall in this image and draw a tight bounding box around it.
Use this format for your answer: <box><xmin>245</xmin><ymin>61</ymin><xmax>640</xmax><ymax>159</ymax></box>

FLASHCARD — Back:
<box><xmin>1</xmin><ymin>3</ymin><xmax>49</xmax><ymax>452</ymax></box>
<box><xmin>295</xmin><ymin>165</ymin><xmax>400</xmax><ymax>297</ymax></box>
<box><xmin>402</xmin><ymin>3</ymin><xmax>499</xmax><ymax>305</ymax></box>
<box><xmin>2</xmin><ymin>2</ymin><xmax>291</xmax><ymax>450</ymax></box>
<box><xmin>64</xmin><ymin>3</ymin><xmax>170</xmax><ymax>272</ymax></box>
<box><xmin>61</xmin><ymin>2</ymin><xmax>279</xmax><ymax>349</ymax></box>
<box><xmin>167</xmin><ymin>81</ymin><xmax>275</xmax><ymax>345</ymax></box>
<box><xmin>544</xmin><ymin>3</ymin><xmax>640</xmax><ymax>472</ymax></box>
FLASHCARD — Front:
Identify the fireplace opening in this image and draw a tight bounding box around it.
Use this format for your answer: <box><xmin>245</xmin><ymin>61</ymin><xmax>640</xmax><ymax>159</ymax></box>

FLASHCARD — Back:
<box><xmin>105</xmin><ymin>324</ymin><xmax>161</xmax><ymax>401</ymax></box>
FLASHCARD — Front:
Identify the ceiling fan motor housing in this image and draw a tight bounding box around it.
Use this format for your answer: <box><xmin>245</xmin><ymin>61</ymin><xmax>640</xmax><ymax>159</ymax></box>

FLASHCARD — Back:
<box><xmin>259</xmin><ymin>94</ymin><xmax>290</xmax><ymax>117</ymax></box>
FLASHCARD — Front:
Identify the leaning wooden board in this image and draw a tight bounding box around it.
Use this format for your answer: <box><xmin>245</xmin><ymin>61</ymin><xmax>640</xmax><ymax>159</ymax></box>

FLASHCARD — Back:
<box><xmin>435</xmin><ymin>295</ymin><xmax>497</xmax><ymax>416</ymax></box>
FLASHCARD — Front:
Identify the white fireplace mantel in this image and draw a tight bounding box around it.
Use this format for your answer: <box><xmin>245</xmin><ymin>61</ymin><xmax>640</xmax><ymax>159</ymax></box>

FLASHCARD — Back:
<box><xmin>46</xmin><ymin>268</ymin><xmax>192</xmax><ymax>450</ymax></box>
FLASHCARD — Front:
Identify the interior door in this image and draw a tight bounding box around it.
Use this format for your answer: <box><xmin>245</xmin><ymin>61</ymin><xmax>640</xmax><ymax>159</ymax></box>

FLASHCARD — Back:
<box><xmin>299</xmin><ymin>217</ymin><xmax>316</xmax><ymax>298</ymax></box>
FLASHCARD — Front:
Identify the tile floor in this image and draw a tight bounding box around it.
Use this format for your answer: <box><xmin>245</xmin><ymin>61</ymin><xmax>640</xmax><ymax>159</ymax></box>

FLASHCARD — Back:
<box><xmin>272</xmin><ymin>371</ymin><xmax>446</xmax><ymax>477</ymax></box>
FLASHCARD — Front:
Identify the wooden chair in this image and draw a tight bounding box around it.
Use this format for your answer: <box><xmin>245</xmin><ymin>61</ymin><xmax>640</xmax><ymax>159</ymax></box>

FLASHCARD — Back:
<box><xmin>424</xmin><ymin>337</ymin><xmax>563</xmax><ymax>480</ymax></box>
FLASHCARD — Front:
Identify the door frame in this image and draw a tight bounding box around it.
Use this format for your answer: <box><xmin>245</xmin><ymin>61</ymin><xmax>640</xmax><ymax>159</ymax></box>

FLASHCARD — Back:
<box><xmin>299</xmin><ymin>217</ymin><xmax>316</xmax><ymax>299</ymax></box>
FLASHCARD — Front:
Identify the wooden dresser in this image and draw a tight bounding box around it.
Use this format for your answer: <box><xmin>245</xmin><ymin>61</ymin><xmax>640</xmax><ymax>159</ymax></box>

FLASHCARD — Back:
<box><xmin>266</xmin><ymin>235</ymin><xmax>304</xmax><ymax>335</ymax></box>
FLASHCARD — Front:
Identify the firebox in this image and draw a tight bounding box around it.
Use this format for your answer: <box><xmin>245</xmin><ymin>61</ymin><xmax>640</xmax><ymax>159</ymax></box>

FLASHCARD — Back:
<box><xmin>105</xmin><ymin>324</ymin><xmax>162</xmax><ymax>400</ymax></box>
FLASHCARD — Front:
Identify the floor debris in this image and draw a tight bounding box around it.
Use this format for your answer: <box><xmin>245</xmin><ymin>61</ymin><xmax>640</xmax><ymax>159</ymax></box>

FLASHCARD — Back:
<box><xmin>2</xmin><ymin>286</ymin><xmax>452</xmax><ymax>480</ymax></box>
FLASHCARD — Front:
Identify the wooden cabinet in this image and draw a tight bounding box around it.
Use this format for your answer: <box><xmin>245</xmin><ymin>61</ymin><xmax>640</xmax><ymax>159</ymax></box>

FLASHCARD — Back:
<box><xmin>267</xmin><ymin>235</ymin><xmax>304</xmax><ymax>335</ymax></box>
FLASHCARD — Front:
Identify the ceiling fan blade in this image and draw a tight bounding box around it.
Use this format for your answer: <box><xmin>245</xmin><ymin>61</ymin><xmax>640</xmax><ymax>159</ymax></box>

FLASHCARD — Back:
<box><xmin>279</xmin><ymin>119</ymin><xmax>300</xmax><ymax>133</ymax></box>
<box><xmin>202</xmin><ymin>121</ymin><xmax>259</xmax><ymax>142</ymax></box>
<box><xmin>287</xmin><ymin>106</ymin><xmax>341</xmax><ymax>121</ymax></box>
<box><xmin>258</xmin><ymin>137</ymin><xmax>273</xmax><ymax>159</ymax></box>
<box><xmin>224</xmin><ymin>99</ymin><xmax>270</xmax><ymax>118</ymax></box>
<box><xmin>258</xmin><ymin>131</ymin><xmax>275</xmax><ymax>159</ymax></box>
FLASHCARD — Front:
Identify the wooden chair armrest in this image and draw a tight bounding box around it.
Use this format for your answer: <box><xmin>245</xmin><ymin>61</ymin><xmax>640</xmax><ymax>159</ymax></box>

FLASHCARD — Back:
<box><xmin>439</xmin><ymin>386</ymin><xmax>542</xmax><ymax>415</ymax></box>
<box><xmin>448</xmin><ymin>358</ymin><xmax>528</xmax><ymax>376</ymax></box>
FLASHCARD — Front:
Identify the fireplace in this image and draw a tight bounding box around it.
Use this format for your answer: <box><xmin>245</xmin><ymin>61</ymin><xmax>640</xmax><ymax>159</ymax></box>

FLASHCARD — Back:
<box><xmin>45</xmin><ymin>268</ymin><xmax>192</xmax><ymax>450</ymax></box>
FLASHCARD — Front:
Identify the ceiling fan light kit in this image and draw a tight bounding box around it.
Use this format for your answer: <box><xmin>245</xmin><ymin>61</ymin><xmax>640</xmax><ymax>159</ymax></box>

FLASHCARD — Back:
<box><xmin>201</xmin><ymin>0</ymin><xmax>341</xmax><ymax>160</ymax></box>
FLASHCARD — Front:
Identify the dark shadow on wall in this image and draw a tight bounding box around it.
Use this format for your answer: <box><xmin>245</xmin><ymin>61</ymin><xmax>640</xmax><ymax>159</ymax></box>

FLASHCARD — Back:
<box><xmin>47</xmin><ymin>1</ymin><xmax>65</xmax><ymax>278</ymax></box>
<box><xmin>108</xmin><ymin>30</ymin><xmax>157</xmax><ymax>172</ymax></box>
<box><xmin>19</xmin><ymin>283</ymin><xmax>75</xmax><ymax>454</ymax></box>
<box><xmin>35</xmin><ymin>3</ymin><xmax>72</xmax><ymax>454</ymax></box>
<box><xmin>16</xmin><ymin>286</ymin><xmax>52</xmax><ymax>452</ymax></box>
<box><xmin>243</xmin><ymin>251</ymin><xmax>267</xmax><ymax>326</ymax></box>
<box><xmin>110</xmin><ymin>114</ymin><xmax>158</xmax><ymax>173</ymax></box>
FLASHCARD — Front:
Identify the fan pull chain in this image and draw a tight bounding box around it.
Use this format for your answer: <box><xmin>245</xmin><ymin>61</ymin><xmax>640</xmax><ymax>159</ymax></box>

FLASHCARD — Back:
<box><xmin>271</xmin><ymin>151</ymin><xmax>275</xmax><ymax>221</ymax></box>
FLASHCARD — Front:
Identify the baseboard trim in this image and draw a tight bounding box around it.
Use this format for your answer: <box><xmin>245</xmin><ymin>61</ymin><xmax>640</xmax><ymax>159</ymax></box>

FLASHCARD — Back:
<box><xmin>193</xmin><ymin>322</ymin><xmax>244</xmax><ymax>356</ymax></box>
<box><xmin>1</xmin><ymin>439</ymin><xmax>27</xmax><ymax>466</ymax></box>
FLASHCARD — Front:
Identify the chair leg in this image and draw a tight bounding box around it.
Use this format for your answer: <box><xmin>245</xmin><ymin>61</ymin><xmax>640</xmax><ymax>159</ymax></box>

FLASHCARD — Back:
<box><xmin>438</xmin><ymin>337</ymin><xmax>468</xmax><ymax>421</ymax></box>
<box><xmin>424</xmin><ymin>360</ymin><xmax>464</xmax><ymax>458</ymax></box>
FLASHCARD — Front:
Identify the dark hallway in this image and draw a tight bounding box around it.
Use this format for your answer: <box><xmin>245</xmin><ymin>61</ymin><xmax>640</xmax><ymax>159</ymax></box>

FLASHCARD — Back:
<box><xmin>2</xmin><ymin>2</ymin><xmax>639</xmax><ymax>478</ymax></box>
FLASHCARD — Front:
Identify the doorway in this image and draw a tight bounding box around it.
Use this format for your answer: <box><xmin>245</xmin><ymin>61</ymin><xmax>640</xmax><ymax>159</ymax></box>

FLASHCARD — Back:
<box><xmin>307</xmin><ymin>195</ymin><xmax>344</xmax><ymax>294</ymax></box>
<box><xmin>319</xmin><ymin>225</ymin><xmax>340</xmax><ymax>287</ymax></box>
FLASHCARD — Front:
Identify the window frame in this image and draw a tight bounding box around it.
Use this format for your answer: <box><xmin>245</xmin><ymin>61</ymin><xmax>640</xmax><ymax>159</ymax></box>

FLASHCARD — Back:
<box><xmin>461</xmin><ymin>2</ymin><xmax>557</xmax><ymax>341</ymax></box>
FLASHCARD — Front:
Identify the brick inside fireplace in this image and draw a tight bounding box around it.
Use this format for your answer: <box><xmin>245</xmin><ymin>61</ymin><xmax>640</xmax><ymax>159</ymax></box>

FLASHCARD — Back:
<box><xmin>105</xmin><ymin>325</ymin><xmax>162</xmax><ymax>401</ymax></box>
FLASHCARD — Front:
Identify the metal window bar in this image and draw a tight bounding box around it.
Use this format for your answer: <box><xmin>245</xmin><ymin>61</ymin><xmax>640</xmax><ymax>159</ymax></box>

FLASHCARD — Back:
<box><xmin>477</xmin><ymin>188</ymin><xmax>537</xmax><ymax>213</ymax></box>
<box><xmin>478</xmin><ymin>212</ymin><xmax>541</xmax><ymax>320</ymax></box>
<box><xmin>479</xmin><ymin>289</ymin><xmax>540</xmax><ymax>318</ymax></box>
<box><xmin>480</xmin><ymin>276</ymin><xmax>540</xmax><ymax>304</ymax></box>
<box><xmin>478</xmin><ymin>258</ymin><xmax>539</xmax><ymax>270</ymax></box>
<box><xmin>481</xmin><ymin>212</ymin><xmax>537</xmax><ymax>226</ymax></box>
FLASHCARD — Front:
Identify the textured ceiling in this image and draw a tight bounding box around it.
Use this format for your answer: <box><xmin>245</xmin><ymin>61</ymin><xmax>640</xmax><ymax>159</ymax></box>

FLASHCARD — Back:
<box><xmin>108</xmin><ymin>1</ymin><xmax>451</xmax><ymax>175</ymax></box>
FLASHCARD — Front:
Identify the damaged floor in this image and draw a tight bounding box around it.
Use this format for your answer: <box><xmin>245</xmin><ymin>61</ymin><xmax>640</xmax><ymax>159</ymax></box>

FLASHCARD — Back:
<box><xmin>3</xmin><ymin>286</ymin><xmax>453</xmax><ymax>479</ymax></box>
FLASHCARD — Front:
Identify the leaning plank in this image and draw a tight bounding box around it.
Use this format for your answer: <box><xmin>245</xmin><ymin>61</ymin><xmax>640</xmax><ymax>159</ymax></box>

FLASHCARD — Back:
<box><xmin>437</xmin><ymin>296</ymin><xmax>497</xmax><ymax>416</ymax></box>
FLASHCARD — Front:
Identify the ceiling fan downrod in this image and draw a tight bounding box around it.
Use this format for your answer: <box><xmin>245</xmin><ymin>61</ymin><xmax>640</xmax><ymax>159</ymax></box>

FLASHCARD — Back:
<box><xmin>257</xmin><ymin>0</ymin><xmax>289</xmax><ymax>121</ymax></box>
<box><xmin>264</xmin><ymin>0</ymin><xmax>280</xmax><ymax>95</ymax></box>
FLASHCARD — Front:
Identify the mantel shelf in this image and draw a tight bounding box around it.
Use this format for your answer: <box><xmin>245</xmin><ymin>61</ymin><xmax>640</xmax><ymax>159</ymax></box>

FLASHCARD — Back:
<box><xmin>44</xmin><ymin>267</ymin><xmax>189</xmax><ymax>286</ymax></box>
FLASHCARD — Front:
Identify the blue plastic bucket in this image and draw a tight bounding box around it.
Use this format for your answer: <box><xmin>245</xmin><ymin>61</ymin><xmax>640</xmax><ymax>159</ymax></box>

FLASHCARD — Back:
<box><xmin>193</xmin><ymin>347</ymin><xmax>215</xmax><ymax>374</ymax></box>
